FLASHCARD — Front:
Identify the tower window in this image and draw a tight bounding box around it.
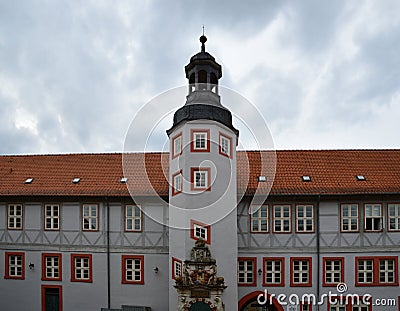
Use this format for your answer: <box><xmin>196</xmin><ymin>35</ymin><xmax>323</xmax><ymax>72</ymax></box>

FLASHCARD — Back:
<box><xmin>191</xmin><ymin>167</ymin><xmax>211</xmax><ymax>191</ymax></box>
<box><xmin>172</xmin><ymin>133</ymin><xmax>182</xmax><ymax>159</ymax></box>
<box><xmin>190</xmin><ymin>129</ymin><xmax>210</xmax><ymax>152</ymax></box>
<box><xmin>219</xmin><ymin>133</ymin><xmax>232</xmax><ymax>158</ymax></box>
<box><xmin>190</xmin><ymin>219</ymin><xmax>211</xmax><ymax>244</ymax></box>
<box><xmin>172</xmin><ymin>170</ymin><xmax>183</xmax><ymax>196</ymax></box>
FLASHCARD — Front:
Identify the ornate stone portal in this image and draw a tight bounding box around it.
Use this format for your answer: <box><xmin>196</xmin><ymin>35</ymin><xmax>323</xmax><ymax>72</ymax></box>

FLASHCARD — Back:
<box><xmin>174</xmin><ymin>239</ymin><xmax>226</xmax><ymax>310</ymax></box>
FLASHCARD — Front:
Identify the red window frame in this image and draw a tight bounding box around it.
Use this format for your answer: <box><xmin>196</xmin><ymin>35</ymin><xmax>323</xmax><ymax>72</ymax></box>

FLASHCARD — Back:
<box><xmin>355</xmin><ymin>256</ymin><xmax>399</xmax><ymax>286</ymax></box>
<box><xmin>364</xmin><ymin>203</ymin><xmax>383</xmax><ymax>232</ymax></box>
<box><xmin>190</xmin><ymin>219</ymin><xmax>211</xmax><ymax>244</ymax></box>
<box><xmin>41</xmin><ymin>285</ymin><xmax>63</xmax><ymax>311</ymax></box>
<box><xmin>262</xmin><ymin>257</ymin><xmax>285</xmax><ymax>286</ymax></box>
<box><xmin>4</xmin><ymin>251</ymin><xmax>25</xmax><ymax>280</ymax></box>
<box><xmin>300</xmin><ymin>301</ymin><xmax>312</xmax><ymax>311</ymax></box>
<box><xmin>190</xmin><ymin>129</ymin><xmax>210</xmax><ymax>152</ymax></box>
<box><xmin>327</xmin><ymin>295</ymin><xmax>373</xmax><ymax>311</ymax></box>
<box><xmin>172</xmin><ymin>257</ymin><xmax>183</xmax><ymax>280</ymax></box>
<box><xmin>70</xmin><ymin>254</ymin><xmax>92</xmax><ymax>283</ymax></box>
<box><xmin>122</xmin><ymin>255</ymin><xmax>144</xmax><ymax>285</ymax></box>
<box><xmin>219</xmin><ymin>132</ymin><xmax>233</xmax><ymax>158</ymax></box>
<box><xmin>7</xmin><ymin>204</ymin><xmax>23</xmax><ymax>230</ymax></box>
<box><xmin>238</xmin><ymin>257</ymin><xmax>257</xmax><ymax>287</ymax></box>
<box><xmin>290</xmin><ymin>257</ymin><xmax>312</xmax><ymax>287</ymax></box>
<box><xmin>322</xmin><ymin>257</ymin><xmax>344</xmax><ymax>286</ymax></box>
<box><xmin>171</xmin><ymin>132</ymin><xmax>182</xmax><ymax>159</ymax></box>
<box><xmin>190</xmin><ymin>167</ymin><xmax>211</xmax><ymax>191</ymax></box>
<box><xmin>42</xmin><ymin>253</ymin><xmax>62</xmax><ymax>281</ymax></box>
<box><xmin>124</xmin><ymin>204</ymin><xmax>142</xmax><ymax>232</ymax></box>
<box><xmin>172</xmin><ymin>170</ymin><xmax>183</xmax><ymax>196</ymax></box>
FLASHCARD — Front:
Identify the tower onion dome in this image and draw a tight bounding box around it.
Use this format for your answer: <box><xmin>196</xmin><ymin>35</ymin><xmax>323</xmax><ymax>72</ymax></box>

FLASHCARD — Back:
<box><xmin>167</xmin><ymin>35</ymin><xmax>238</xmax><ymax>136</ymax></box>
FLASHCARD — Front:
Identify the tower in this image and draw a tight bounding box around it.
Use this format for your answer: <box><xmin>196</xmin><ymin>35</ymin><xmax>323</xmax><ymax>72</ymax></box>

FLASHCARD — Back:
<box><xmin>167</xmin><ymin>35</ymin><xmax>239</xmax><ymax>310</ymax></box>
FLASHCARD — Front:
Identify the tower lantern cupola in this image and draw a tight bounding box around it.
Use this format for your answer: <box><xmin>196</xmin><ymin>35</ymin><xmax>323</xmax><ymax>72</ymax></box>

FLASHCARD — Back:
<box><xmin>167</xmin><ymin>35</ymin><xmax>238</xmax><ymax>136</ymax></box>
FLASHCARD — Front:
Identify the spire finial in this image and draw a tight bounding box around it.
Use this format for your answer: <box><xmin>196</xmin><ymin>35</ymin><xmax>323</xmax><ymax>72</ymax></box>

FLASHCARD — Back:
<box><xmin>199</xmin><ymin>25</ymin><xmax>207</xmax><ymax>52</ymax></box>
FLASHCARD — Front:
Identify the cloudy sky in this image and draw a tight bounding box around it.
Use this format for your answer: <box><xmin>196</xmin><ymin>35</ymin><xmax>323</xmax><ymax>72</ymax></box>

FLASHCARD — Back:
<box><xmin>0</xmin><ymin>0</ymin><xmax>399</xmax><ymax>155</ymax></box>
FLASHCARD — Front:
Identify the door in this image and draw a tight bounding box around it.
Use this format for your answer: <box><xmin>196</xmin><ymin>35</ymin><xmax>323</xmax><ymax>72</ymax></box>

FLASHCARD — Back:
<box><xmin>190</xmin><ymin>301</ymin><xmax>212</xmax><ymax>311</ymax></box>
<box><xmin>42</xmin><ymin>286</ymin><xmax>62</xmax><ymax>311</ymax></box>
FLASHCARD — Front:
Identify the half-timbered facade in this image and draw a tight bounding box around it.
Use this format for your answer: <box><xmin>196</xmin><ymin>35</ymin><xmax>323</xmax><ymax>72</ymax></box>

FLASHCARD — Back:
<box><xmin>1</xmin><ymin>37</ymin><xmax>399</xmax><ymax>311</ymax></box>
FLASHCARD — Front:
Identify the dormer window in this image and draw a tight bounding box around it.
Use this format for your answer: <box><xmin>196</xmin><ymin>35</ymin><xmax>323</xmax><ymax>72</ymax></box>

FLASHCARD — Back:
<box><xmin>190</xmin><ymin>129</ymin><xmax>210</xmax><ymax>152</ymax></box>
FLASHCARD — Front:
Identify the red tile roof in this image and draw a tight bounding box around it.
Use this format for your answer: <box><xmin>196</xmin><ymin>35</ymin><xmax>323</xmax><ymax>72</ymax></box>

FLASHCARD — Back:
<box><xmin>0</xmin><ymin>150</ymin><xmax>399</xmax><ymax>197</ymax></box>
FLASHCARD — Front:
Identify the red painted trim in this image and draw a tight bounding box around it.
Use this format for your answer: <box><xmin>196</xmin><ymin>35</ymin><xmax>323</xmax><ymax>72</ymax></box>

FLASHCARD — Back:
<box><xmin>290</xmin><ymin>257</ymin><xmax>312</xmax><ymax>287</ymax></box>
<box><xmin>340</xmin><ymin>203</ymin><xmax>360</xmax><ymax>233</ymax></box>
<box><xmin>41</xmin><ymin>285</ymin><xmax>63</xmax><ymax>311</ymax></box>
<box><xmin>387</xmin><ymin>202</ymin><xmax>400</xmax><ymax>232</ymax></box>
<box><xmin>364</xmin><ymin>203</ymin><xmax>383</xmax><ymax>232</ymax></box>
<box><xmin>238</xmin><ymin>291</ymin><xmax>284</xmax><ymax>311</ymax></box>
<box><xmin>262</xmin><ymin>257</ymin><xmax>285</xmax><ymax>286</ymax></box>
<box><xmin>322</xmin><ymin>257</ymin><xmax>344</xmax><ymax>287</ymax></box>
<box><xmin>42</xmin><ymin>253</ymin><xmax>62</xmax><ymax>281</ymax></box>
<box><xmin>300</xmin><ymin>301</ymin><xmax>312</xmax><ymax>311</ymax></box>
<box><xmin>172</xmin><ymin>170</ymin><xmax>183</xmax><ymax>196</ymax></box>
<box><xmin>238</xmin><ymin>257</ymin><xmax>257</xmax><ymax>287</ymax></box>
<box><xmin>171</xmin><ymin>132</ymin><xmax>182</xmax><ymax>159</ymax></box>
<box><xmin>355</xmin><ymin>256</ymin><xmax>399</xmax><ymax>286</ymax></box>
<box><xmin>218</xmin><ymin>132</ymin><xmax>233</xmax><ymax>158</ymax></box>
<box><xmin>7</xmin><ymin>203</ymin><xmax>24</xmax><ymax>230</ymax></box>
<box><xmin>398</xmin><ymin>296</ymin><xmax>400</xmax><ymax>311</ymax></box>
<box><xmin>272</xmin><ymin>204</ymin><xmax>292</xmax><ymax>233</ymax></box>
<box><xmin>121</xmin><ymin>255</ymin><xmax>144</xmax><ymax>285</ymax></box>
<box><xmin>190</xmin><ymin>129</ymin><xmax>210</xmax><ymax>152</ymax></box>
<box><xmin>81</xmin><ymin>204</ymin><xmax>99</xmax><ymax>232</ymax></box>
<box><xmin>44</xmin><ymin>204</ymin><xmax>61</xmax><ymax>231</ymax></box>
<box><xmin>4</xmin><ymin>251</ymin><xmax>25</xmax><ymax>280</ymax></box>
<box><xmin>295</xmin><ymin>204</ymin><xmax>315</xmax><ymax>233</ymax></box>
<box><xmin>250</xmin><ymin>205</ymin><xmax>269</xmax><ymax>233</ymax></box>
<box><xmin>70</xmin><ymin>254</ymin><xmax>92</xmax><ymax>283</ymax></box>
<box><xmin>327</xmin><ymin>295</ymin><xmax>373</xmax><ymax>311</ymax></box>
<box><xmin>190</xmin><ymin>167</ymin><xmax>211</xmax><ymax>191</ymax></box>
<box><xmin>172</xmin><ymin>257</ymin><xmax>182</xmax><ymax>280</ymax></box>
<box><xmin>124</xmin><ymin>205</ymin><xmax>142</xmax><ymax>232</ymax></box>
<box><xmin>190</xmin><ymin>219</ymin><xmax>211</xmax><ymax>244</ymax></box>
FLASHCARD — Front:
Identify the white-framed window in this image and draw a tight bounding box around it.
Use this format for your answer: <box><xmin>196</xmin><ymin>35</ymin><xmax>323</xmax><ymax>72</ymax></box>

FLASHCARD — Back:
<box><xmin>250</xmin><ymin>205</ymin><xmax>268</xmax><ymax>232</ymax></box>
<box><xmin>296</xmin><ymin>205</ymin><xmax>314</xmax><ymax>232</ymax></box>
<box><xmin>323</xmin><ymin>258</ymin><xmax>343</xmax><ymax>285</ymax></box>
<box><xmin>172</xmin><ymin>133</ymin><xmax>182</xmax><ymax>158</ymax></box>
<box><xmin>45</xmin><ymin>204</ymin><xmax>60</xmax><ymax>230</ymax></box>
<box><xmin>238</xmin><ymin>258</ymin><xmax>256</xmax><ymax>286</ymax></box>
<box><xmin>123</xmin><ymin>256</ymin><xmax>143</xmax><ymax>283</ymax></box>
<box><xmin>291</xmin><ymin>258</ymin><xmax>312</xmax><ymax>286</ymax></box>
<box><xmin>71</xmin><ymin>254</ymin><xmax>92</xmax><ymax>282</ymax></box>
<box><xmin>365</xmin><ymin>203</ymin><xmax>382</xmax><ymax>231</ymax></box>
<box><xmin>388</xmin><ymin>203</ymin><xmax>400</xmax><ymax>231</ymax></box>
<box><xmin>190</xmin><ymin>220</ymin><xmax>210</xmax><ymax>244</ymax></box>
<box><xmin>263</xmin><ymin>258</ymin><xmax>284</xmax><ymax>286</ymax></box>
<box><xmin>172</xmin><ymin>171</ymin><xmax>183</xmax><ymax>196</ymax></box>
<box><xmin>125</xmin><ymin>205</ymin><xmax>141</xmax><ymax>231</ymax></box>
<box><xmin>5</xmin><ymin>252</ymin><xmax>24</xmax><ymax>279</ymax></box>
<box><xmin>43</xmin><ymin>254</ymin><xmax>62</xmax><ymax>281</ymax></box>
<box><xmin>329</xmin><ymin>301</ymin><xmax>346</xmax><ymax>311</ymax></box>
<box><xmin>357</xmin><ymin>259</ymin><xmax>374</xmax><ymax>284</ymax></box>
<box><xmin>82</xmin><ymin>204</ymin><xmax>98</xmax><ymax>231</ymax></box>
<box><xmin>379</xmin><ymin>258</ymin><xmax>396</xmax><ymax>284</ymax></box>
<box><xmin>219</xmin><ymin>133</ymin><xmax>232</xmax><ymax>158</ymax></box>
<box><xmin>190</xmin><ymin>129</ymin><xmax>210</xmax><ymax>152</ymax></box>
<box><xmin>172</xmin><ymin>257</ymin><xmax>182</xmax><ymax>280</ymax></box>
<box><xmin>7</xmin><ymin>204</ymin><xmax>23</xmax><ymax>229</ymax></box>
<box><xmin>341</xmin><ymin>204</ymin><xmax>358</xmax><ymax>232</ymax></box>
<box><xmin>191</xmin><ymin>168</ymin><xmax>210</xmax><ymax>191</ymax></box>
<box><xmin>273</xmin><ymin>205</ymin><xmax>291</xmax><ymax>232</ymax></box>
